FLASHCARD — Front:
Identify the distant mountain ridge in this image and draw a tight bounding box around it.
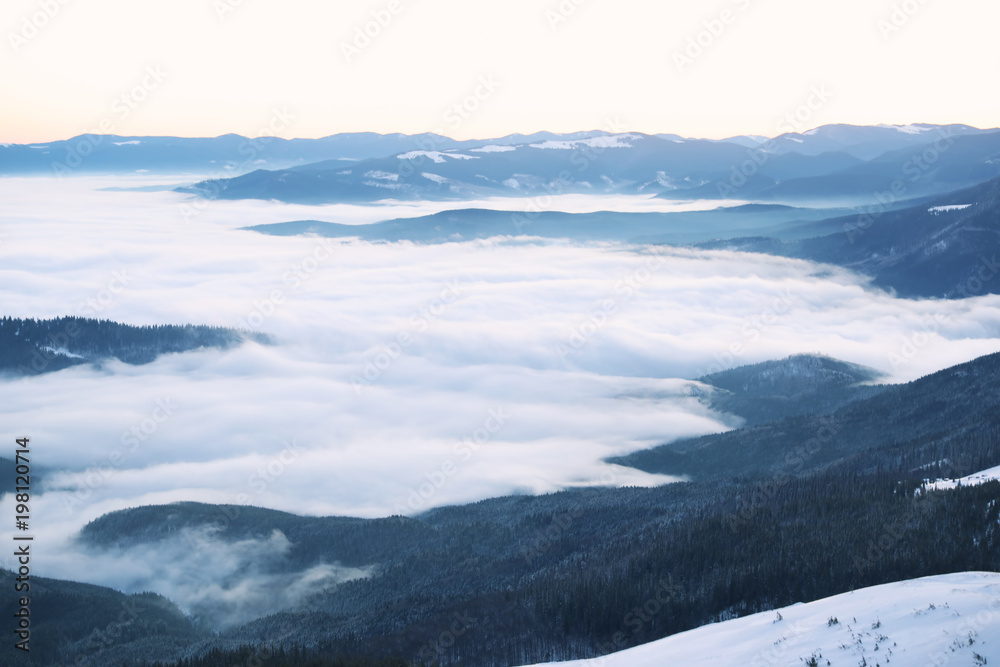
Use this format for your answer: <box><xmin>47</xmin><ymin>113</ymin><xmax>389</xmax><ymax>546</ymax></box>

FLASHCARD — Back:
<box><xmin>241</xmin><ymin>204</ymin><xmax>850</xmax><ymax>245</ymax></box>
<box><xmin>0</xmin><ymin>131</ymin><xmax>469</xmax><ymax>175</ymax></box>
<box><xmin>175</xmin><ymin>124</ymin><xmax>1000</xmax><ymax>205</ymax></box>
<box><xmin>7</xmin><ymin>124</ymin><xmax>992</xmax><ymax>178</ymax></box>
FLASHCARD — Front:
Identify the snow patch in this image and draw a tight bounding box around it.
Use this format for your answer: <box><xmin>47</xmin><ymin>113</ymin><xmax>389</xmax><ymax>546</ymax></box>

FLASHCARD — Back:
<box><xmin>926</xmin><ymin>464</ymin><xmax>1000</xmax><ymax>491</ymax></box>
<box><xmin>928</xmin><ymin>204</ymin><xmax>972</xmax><ymax>214</ymax></box>
<box><xmin>503</xmin><ymin>178</ymin><xmax>520</xmax><ymax>189</ymax></box>
<box><xmin>40</xmin><ymin>346</ymin><xmax>85</xmax><ymax>360</ymax></box>
<box><xmin>365</xmin><ymin>170</ymin><xmax>399</xmax><ymax>182</ymax></box>
<box><xmin>362</xmin><ymin>180</ymin><xmax>404</xmax><ymax>190</ymax></box>
<box><xmin>878</xmin><ymin>123</ymin><xmax>933</xmax><ymax>135</ymax></box>
<box><xmin>655</xmin><ymin>171</ymin><xmax>676</xmax><ymax>188</ymax></box>
<box><xmin>529</xmin><ymin>134</ymin><xmax>640</xmax><ymax>150</ymax></box>
<box><xmin>396</xmin><ymin>151</ymin><xmax>478</xmax><ymax>163</ymax></box>
<box><xmin>470</xmin><ymin>145</ymin><xmax>517</xmax><ymax>153</ymax></box>
<box><xmin>113</xmin><ymin>140</ymin><xmax>142</xmax><ymax>146</ymax></box>
<box><xmin>422</xmin><ymin>172</ymin><xmax>447</xmax><ymax>184</ymax></box>
<box><xmin>787</xmin><ymin>137</ymin><xmax>804</xmax><ymax>143</ymax></box>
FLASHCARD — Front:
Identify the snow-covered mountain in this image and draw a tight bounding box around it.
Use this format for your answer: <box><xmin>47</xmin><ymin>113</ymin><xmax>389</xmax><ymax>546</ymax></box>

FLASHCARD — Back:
<box><xmin>927</xmin><ymin>465</ymin><xmax>1000</xmax><ymax>491</ymax></box>
<box><xmin>182</xmin><ymin>124</ymin><xmax>1000</xmax><ymax>205</ymax></box>
<box><xmin>522</xmin><ymin>573</ymin><xmax>1000</xmax><ymax>667</ymax></box>
<box><xmin>762</xmin><ymin>123</ymin><xmax>990</xmax><ymax>160</ymax></box>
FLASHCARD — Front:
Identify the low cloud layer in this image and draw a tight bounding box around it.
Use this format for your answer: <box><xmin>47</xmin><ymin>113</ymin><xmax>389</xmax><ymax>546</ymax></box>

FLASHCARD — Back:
<box><xmin>2</xmin><ymin>175</ymin><xmax>1000</xmax><ymax>622</ymax></box>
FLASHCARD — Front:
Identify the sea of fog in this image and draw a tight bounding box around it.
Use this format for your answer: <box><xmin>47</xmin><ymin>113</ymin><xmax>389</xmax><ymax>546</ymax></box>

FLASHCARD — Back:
<box><xmin>2</xmin><ymin>174</ymin><xmax>1000</xmax><ymax>614</ymax></box>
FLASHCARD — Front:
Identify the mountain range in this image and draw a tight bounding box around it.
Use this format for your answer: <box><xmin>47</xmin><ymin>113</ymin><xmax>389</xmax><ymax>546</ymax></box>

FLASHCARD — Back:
<box><xmin>169</xmin><ymin>124</ymin><xmax>1000</xmax><ymax>205</ymax></box>
<box><xmin>7</xmin><ymin>124</ymin><xmax>998</xmax><ymax>207</ymax></box>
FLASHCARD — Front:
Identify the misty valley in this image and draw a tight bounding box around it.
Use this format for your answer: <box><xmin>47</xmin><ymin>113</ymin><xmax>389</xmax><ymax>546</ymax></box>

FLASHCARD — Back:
<box><xmin>2</xmin><ymin>124</ymin><xmax>1000</xmax><ymax>666</ymax></box>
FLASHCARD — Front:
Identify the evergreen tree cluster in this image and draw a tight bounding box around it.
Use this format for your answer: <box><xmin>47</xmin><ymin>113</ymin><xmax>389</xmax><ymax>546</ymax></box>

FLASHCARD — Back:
<box><xmin>0</xmin><ymin>316</ymin><xmax>265</xmax><ymax>375</ymax></box>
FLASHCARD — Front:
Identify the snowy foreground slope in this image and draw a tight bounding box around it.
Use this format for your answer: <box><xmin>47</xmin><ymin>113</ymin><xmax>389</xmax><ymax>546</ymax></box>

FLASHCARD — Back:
<box><xmin>522</xmin><ymin>573</ymin><xmax>1000</xmax><ymax>667</ymax></box>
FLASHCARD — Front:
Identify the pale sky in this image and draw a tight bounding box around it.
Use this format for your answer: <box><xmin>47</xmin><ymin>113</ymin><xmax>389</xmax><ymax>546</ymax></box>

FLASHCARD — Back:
<box><xmin>1</xmin><ymin>0</ymin><xmax>997</xmax><ymax>143</ymax></box>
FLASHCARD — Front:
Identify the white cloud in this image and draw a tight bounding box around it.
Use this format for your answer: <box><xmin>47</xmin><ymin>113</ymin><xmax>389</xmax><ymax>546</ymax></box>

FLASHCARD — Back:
<box><xmin>1</xmin><ymin>176</ymin><xmax>999</xmax><ymax>608</ymax></box>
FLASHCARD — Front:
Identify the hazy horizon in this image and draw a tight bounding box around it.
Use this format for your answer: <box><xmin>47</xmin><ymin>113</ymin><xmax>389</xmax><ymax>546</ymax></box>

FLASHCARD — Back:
<box><xmin>3</xmin><ymin>0</ymin><xmax>998</xmax><ymax>144</ymax></box>
<box><xmin>4</xmin><ymin>120</ymin><xmax>999</xmax><ymax>146</ymax></box>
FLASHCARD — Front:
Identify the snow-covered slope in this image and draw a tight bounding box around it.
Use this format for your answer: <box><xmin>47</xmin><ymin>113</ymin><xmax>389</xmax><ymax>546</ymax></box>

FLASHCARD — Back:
<box><xmin>522</xmin><ymin>573</ymin><xmax>1000</xmax><ymax>667</ymax></box>
<box><xmin>927</xmin><ymin>465</ymin><xmax>1000</xmax><ymax>491</ymax></box>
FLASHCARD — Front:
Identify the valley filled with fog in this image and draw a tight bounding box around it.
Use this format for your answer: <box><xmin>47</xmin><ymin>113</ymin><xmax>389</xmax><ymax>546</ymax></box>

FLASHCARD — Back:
<box><xmin>3</xmin><ymin>174</ymin><xmax>1000</xmax><ymax>604</ymax></box>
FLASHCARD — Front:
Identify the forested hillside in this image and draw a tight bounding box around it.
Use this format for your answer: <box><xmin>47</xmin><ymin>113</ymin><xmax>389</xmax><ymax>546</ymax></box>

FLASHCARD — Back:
<box><xmin>696</xmin><ymin>353</ymin><xmax>885</xmax><ymax>426</ymax></box>
<box><xmin>53</xmin><ymin>351</ymin><xmax>1000</xmax><ymax>666</ymax></box>
<box><xmin>0</xmin><ymin>316</ymin><xmax>267</xmax><ymax>376</ymax></box>
<box><xmin>614</xmin><ymin>351</ymin><xmax>1000</xmax><ymax>480</ymax></box>
<box><xmin>10</xmin><ymin>351</ymin><xmax>999</xmax><ymax>666</ymax></box>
